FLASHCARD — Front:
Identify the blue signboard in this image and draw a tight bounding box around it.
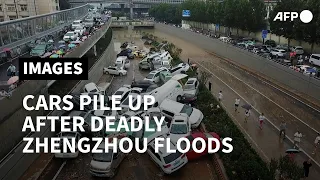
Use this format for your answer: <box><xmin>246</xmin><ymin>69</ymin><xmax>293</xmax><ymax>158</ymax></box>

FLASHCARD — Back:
<box><xmin>216</xmin><ymin>24</ymin><xmax>220</xmax><ymax>30</ymax></box>
<box><xmin>182</xmin><ymin>10</ymin><xmax>191</xmax><ymax>17</ymax></box>
<box><xmin>262</xmin><ymin>30</ymin><xmax>268</xmax><ymax>39</ymax></box>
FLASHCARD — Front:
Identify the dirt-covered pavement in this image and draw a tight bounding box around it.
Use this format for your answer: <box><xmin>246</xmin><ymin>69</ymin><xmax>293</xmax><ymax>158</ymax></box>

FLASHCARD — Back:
<box><xmin>149</xmin><ymin>28</ymin><xmax>320</xmax><ymax>179</ymax></box>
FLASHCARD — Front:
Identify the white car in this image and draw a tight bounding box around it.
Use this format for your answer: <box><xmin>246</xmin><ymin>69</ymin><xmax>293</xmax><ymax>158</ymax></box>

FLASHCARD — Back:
<box><xmin>63</xmin><ymin>31</ymin><xmax>78</xmax><ymax>41</ymax></box>
<box><xmin>144</xmin><ymin>70</ymin><xmax>161</xmax><ymax>83</ymax></box>
<box><xmin>270</xmin><ymin>48</ymin><xmax>286</xmax><ymax>57</ymax></box>
<box><xmin>54</xmin><ymin>132</ymin><xmax>80</xmax><ymax>158</ymax></box>
<box><xmin>157</xmin><ymin>66</ymin><xmax>170</xmax><ymax>73</ymax></box>
<box><xmin>124</xmin><ymin>59</ymin><xmax>130</xmax><ymax>69</ymax></box>
<box><xmin>112</xmin><ymin>86</ymin><xmax>131</xmax><ymax>103</ymax></box>
<box><xmin>90</xmin><ymin>139</ymin><xmax>128</xmax><ymax>177</ymax></box>
<box><xmin>168</xmin><ymin>114</ymin><xmax>191</xmax><ymax>143</ymax></box>
<box><xmin>160</xmin><ymin>99</ymin><xmax>203</xmax><ymax>128</ymax></box>
<box><xmin>120</xmin><ymin>92</ymin><xmax>142</xmax><ymax>114</ymax></box>
<box><xmin>146</xmin><ymin>132</ymin><xmax>188</xmax><ymax>174</ymax></box>
<box><xmin>103</xmin><ymin>66</ymin><xmax>127</xmax><ymax>76</ymax></box>
<box><xmin>170</xmin><ymin>63</ymin><xmax>190</xmax><ymax>75</ymax></box>
<box><xmin>130</xmin><ymin>87</ymin><xmax>143</xmax><ymax>94</ymax></box>
<box><xmin>74</xmin><ymin>26</ymin><xmax>85</xmax><ymax>36</ymax></box>
<box><xmin>294</xmin><ymin>65</ymin><xmax>317</xmax><ymax>76</ymax></box>
<box><xmin>183</xmin><ymin>78</ymin><xmax>199</xmax><ymax>96</ymax></box>
<box><xmin>291</xmin><ymin>46</ymin><xmax>304</xmax><ymax>55</ymax></box>
<box><xmin>72</xmin><ymin>20</ymin><xmax>83</xmax><ymax>29</ymax></box>
<box><xmin>161</xmin><ymin>60</ymin><xmax>171</xmax><ymax>69</ymax></box>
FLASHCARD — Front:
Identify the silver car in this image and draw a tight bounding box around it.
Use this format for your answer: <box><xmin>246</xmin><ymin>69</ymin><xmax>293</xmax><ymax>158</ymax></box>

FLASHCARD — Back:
<box><xmin>183</xmin><ymin>78</ymin><xmax>199</xmax><ymax>96</ymax></box>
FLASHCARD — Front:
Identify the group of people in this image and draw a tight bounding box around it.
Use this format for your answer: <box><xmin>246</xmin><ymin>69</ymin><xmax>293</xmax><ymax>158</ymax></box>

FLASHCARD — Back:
<box><xmin>217</xmin><ymin>90</ymin><xmax>319</xmax><ymax>179</ymax></box>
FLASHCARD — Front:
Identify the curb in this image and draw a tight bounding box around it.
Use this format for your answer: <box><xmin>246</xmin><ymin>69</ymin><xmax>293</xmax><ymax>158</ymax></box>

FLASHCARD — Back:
<box><xmin>200</xmin><ymin>123</ymin><xmax>229</xmax><ymax>180</ymax></box>
<box><xmin>205</xmin><ymin>50</ymin><xmax>320</xmax><ymax>109</ymax></box>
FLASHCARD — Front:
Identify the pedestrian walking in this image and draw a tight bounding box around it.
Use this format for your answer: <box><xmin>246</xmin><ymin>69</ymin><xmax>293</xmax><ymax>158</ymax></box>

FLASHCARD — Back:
<box><xmin>244</xmin><ymin>109</ymin><xmax>250</xmax><ymax>123</ymax></box>
<box><xmin>218</xmin><ymin>91</ymin><xmax>223</xmax><ymax>101</ymax></box>
<box><xmin>258</xmin><ymin>113</ymin><xmax>266</xmax><ymax>130</ymax></box>
<box><xmin>303</xmin><ymin>159</ymin><xmax>312</xmax><ymax>179</ymax></box>
<box><xmin>188</xmin><ymin>58</ymin><xmax>190</xmax><ymax>64</ymax></box>
<box><xmin>7</xmin><ymin>64</ymin><xmax>16</xmax><ymax>77</ymax></box>
<box><xmin>312</xmin><ymin>133</ymin><xmax>320</xmax><ymax>155</ymax></box>
<box><xmin>234</xmin><ymin>98</ymin><xmax>240</xmax><ymax>112</ymax></box>
<box><xmin>293</xmin><ymin>130</ymin><xmax>302</xmax><ymax>149</ymax></box>
<box><xmin>279</xmin><ymin>121</ymin><xmax>286</xmax><ymax>139</ymax></box>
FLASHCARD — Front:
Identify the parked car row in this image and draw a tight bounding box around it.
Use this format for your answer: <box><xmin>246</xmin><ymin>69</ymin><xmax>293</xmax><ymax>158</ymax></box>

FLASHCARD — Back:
<box><xmin>186</xmin><ymin>27</ymin><xmax>320</xmax><ymax>79</ymax></box>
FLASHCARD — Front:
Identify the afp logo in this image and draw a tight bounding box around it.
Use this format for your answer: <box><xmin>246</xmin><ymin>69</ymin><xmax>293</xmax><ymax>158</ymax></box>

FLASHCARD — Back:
<box><xmin>273</xmin><ymin>10</ymin><xmax>313</xmax><ymax>23</ymax></box>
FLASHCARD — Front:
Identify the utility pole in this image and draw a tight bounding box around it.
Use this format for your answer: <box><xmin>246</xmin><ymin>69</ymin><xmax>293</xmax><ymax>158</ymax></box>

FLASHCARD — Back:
<box><xmin>13</xmin><ymin>0</ymin><xmax>19</xmax><ymax>19</ymax></box>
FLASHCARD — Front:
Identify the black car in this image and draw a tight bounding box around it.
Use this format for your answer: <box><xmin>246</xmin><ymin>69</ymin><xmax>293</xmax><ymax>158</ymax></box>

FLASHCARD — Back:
<box><xmin>178</xmin><ymin>94</ymin><xmax>197</xmax><ymax>107</ymax></box>
<box><xmin>117</xmin><ymin>49</ymin><xmax>134</xmax><ymax>59</ymax></box>
<box><xmin>265</xmin><ymin>40</ymin><xmax>277</xmax><ymax>47</ymax></box>
<box><xmin>131</xmin><ymin>80</ymin><xmax>158</xmax><ymax>93</ymax></box>
<box><xmin>120</xmin><ymin>42</ymin><xmax>128</xmax><ymax>48</ymax></box>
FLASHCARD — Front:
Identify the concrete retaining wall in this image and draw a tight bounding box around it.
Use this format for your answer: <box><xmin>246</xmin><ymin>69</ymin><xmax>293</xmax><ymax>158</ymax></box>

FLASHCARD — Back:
<box><xmin>155</xmin><ymin>23</ymin><xmax>320</xmax><ymax>101</ymax></box>
<box><xmin>0</xmin><ymin>35</ymin><xmax>115</xmax><ymax>180</ymax></box>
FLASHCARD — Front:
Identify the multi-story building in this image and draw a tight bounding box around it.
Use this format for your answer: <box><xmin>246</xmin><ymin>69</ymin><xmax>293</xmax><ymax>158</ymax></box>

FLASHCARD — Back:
<box><xmin>0</xmin><ymin>0</ymin><xmax>60</xmax><ymax>22</ymax></box>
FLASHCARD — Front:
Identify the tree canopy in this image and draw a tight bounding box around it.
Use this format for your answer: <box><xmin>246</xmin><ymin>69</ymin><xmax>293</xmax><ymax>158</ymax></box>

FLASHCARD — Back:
<box><xmin>149</xmin><ymin>0</ymin><xmax>320</xmax><ymax>50</ymax></box>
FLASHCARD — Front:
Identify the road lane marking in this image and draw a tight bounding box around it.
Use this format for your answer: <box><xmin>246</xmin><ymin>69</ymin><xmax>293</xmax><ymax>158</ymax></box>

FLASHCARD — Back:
<box><xmin>197</xmin><ymin>62</ymin><xmax>320</xmax><ymax>168</ymax></box>
<box><xmin>201</xmin><ymin>59</ymin><xmax>320</xmax><ymax>134</ymax></box>
<box><xmin>52</xmin><ymin>160</ymin><xmax>66</xmax><ymax>180</ymax></box>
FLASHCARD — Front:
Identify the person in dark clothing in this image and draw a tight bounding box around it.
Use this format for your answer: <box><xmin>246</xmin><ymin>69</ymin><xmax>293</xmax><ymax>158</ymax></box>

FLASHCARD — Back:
<box><xmin>303</xmin><ymin>159</ymin><xmax>312</xmax><ymax>179</ymax></box>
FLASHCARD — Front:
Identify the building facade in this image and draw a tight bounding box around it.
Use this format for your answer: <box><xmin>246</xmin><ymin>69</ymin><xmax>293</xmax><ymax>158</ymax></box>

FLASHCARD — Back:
<box><xmin>0</xmin><ymin>0</ymin><xmax>60</xmax><ymax>22</ymax></box>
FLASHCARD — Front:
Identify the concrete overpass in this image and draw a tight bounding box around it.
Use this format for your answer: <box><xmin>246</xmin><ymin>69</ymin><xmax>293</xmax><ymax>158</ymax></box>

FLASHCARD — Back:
<box><xmin>69</xmin><ymin>0</ymin><xmax>186</xmax><ymax>5</ymax></box>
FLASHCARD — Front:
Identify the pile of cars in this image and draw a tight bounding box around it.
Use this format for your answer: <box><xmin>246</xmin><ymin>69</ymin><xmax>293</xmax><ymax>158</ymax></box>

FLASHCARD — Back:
<box><xmin>29</xmin><ymin>10</ymin><xmax>110</xmax><ymax>58</ymax></box>
<box><xmin>53</xmin><ymin>43</ymin><xmax>219</xmax><ymax>177</ymax></box>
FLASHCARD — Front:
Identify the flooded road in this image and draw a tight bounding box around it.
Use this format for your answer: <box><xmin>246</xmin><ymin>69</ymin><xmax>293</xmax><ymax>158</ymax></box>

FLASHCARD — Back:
<box><xmin>51</xmin><ymin>29</ymin><xmax>218</xmax><ymax>180</ymax></box>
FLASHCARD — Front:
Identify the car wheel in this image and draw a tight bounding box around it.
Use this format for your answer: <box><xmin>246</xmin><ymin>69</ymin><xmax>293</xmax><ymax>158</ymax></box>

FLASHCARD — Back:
<box><xmin>177</xmin><ymin>95</ymin><xmax>182</xmax><ymax>102</ymax></box>
<box><xmin>119</xmin><ymin>73</ymin><xmax>123</xmax><ymax>76</ymax></box>
<box><xmin>105</xmin><ymin>71</ymin><xmax>109</xmax><ymax>74</ymax></box>
<box><xmin>310</xmin><ymin>61</ymin><xmax>314</xmax><ymax>65</ymax></box>
<box><xmin>181</xmin><ymin>71</ymin><xmax>186</xmax><ymax>74</ymax></box>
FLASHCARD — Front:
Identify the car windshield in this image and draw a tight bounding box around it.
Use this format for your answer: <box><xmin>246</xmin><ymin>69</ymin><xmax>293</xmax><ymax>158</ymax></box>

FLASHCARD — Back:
<box><xmin>163</xmin><ymin>151</ymin><xmax>183</xmax><ymax>164</ymax></box>
<box><xmin>122</xmin><ymin>97</ymin><xmax>137</xmax><ymax>106</ymax></box>
<box><xmin>146</xmin><ymin>85</ymin><xmax>157</xmax><ymax>92</ymax></box>
<box><xmin>170</xmin><ymin>123</ymin><xmax>188</xmax><ymax>134</ymax></box>
<box><xmin>114</xmin><ymin>91</ymin><xmax>123</xmax><ymax>95</ymax></box>
<box><xmin>73</xmin><ymin>22</ymin><xmax>80</xmax><ymax>25</ymax></box>
<box><xmin>65</xmin><ymin>32</ymin><xmax>74</xmax><ymax>36</ymax></box>
<box><xmin>34</xmin><ymin>44</ymin><xmax>46</xmax><ymax>50</ymax></box>
<box><xmin>84</xmin><ymin>113</ymin><xmax>92</xmax><ymax>124</ymax></box>
<box><xmin>296</xmin><ymin>47</ymin><xmax>303</xmax><ymax>50</ymax></box>
<box><xmin>146</xmin><ymin>73</ymin><xmax>154</xmax><ymax>79</ymax></box>
<box><xmin>180</xmin><ymin>105</ymin><xmax>193</xmax><ymax>116</ymax></box>
<box><xmin>184</xmin><ymin>84</ymin><xmax>194</xmax><ymax>90</ymax></box>
<box><xmin>92</xmin><ymin>151</ymin><xmax>113</xmax><ymax>162</ymax></box>
<box><xmin>149</xmin><ymin>112</ymin><xmax>162</xmax><ymax>120</ymax></box>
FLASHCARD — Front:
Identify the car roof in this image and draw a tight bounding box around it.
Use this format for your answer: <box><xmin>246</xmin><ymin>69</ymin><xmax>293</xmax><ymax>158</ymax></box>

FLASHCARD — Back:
<box><xmin>73</xmin><ymin>20</ymin><xmax>82</xmax><ymax>22</ymax></box>
<box><xmin>160</xmin><ymin>99</ymin><xmax>184</xmax><ymax>113</ymax></box>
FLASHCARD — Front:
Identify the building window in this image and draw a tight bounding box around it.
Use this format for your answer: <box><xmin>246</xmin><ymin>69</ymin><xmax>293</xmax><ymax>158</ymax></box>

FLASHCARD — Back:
<box><xmin>20</xmin><ymin>5</ymin><xmax>28</xmax><ymax>11</ymax></box>
<box><xmin>0</xmin><ymin>5</ymin><xmax>2</xmax><ymax>11</ymax></box>
<box><xmin>7</xmin><ymin>4</ymin><xmax>16</xmax><ymax>12</ymax></box>
<box><xmin>9</xmin><ymin>16</ymin><xmax>17</xmax><ymax>20</ymax></box>
<box><xmin>56</xmin><ymin>6</ymin><xmax>59</xmax><ymax>10</ymax></box>
<box><xmin>0</xmin><ymin>16</ymin><xmax>4</xmax><ymax>22</ymax></box>
<box><xmin>22</xmin><ymin>16</ymin><xmax>29</xmax><ymax>19</ymax></box>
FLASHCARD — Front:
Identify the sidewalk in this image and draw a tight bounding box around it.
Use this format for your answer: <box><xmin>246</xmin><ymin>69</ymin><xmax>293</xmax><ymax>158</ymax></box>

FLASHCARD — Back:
<box><xmin>199</xmin><ymin>65</ymin><xmax>320</xmax><ymax>179</ymax></box>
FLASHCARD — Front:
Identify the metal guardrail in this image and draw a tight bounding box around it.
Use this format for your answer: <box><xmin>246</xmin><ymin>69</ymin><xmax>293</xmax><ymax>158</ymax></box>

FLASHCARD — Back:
<box><xmin>0</xmin><ymin>4</ymin><xmax>90</xmax><ymax>53</ymax></box>
<box><xmin>111</xmin><ymin>21</ymin><xmax>155</xmax><ymax>27</ymax></box>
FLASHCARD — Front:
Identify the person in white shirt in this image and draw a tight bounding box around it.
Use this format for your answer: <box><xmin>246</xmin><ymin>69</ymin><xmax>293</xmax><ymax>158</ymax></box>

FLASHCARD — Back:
<box><xmin>293</xmin><ymin>130</ymin><xmax>303</xmax><ymax>149</ymax></box>
<box><xmin>7</xmin><ymin>64</ymin><xmax>16</xmax><ymax>77</ymax></box>
<box><xmin>258</xmin><ymin>113</ymin><xmax>266</xmax><ymax>130</ymax></box>
<box><xmin>218</xmin><ymin>91</ymin><xmax>223</xmax><ymax>101</ymax></box>
<box><xmin>244</xmin><ymin>109</ymin><xmax>250</xmax><ymax>123</ymax></box>
<box><xmin>312</xmin><ymin>133</ymin><xmax>320</xmax><ymax>154</ymax></box>
<box><xmin>0</xmin><ymin>89</ymin><xmax>10</xmax><ymax>98</ymax></box>
<box><xmin>234</xmin><ymin>98</ymin><xmax>240</xmax><ymax>112</ymax></box>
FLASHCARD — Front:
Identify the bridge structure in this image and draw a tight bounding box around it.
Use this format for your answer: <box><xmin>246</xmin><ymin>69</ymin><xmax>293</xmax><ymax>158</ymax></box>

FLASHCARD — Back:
<box><xmin>69</xmin><ymin>0</ymin><xmax>186</xmax><ymax>19</ymax></box>
<box><xmin>111</xmin><ymin>20</ymin><xmax>155</xmax><ymax>28</ymax></box>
